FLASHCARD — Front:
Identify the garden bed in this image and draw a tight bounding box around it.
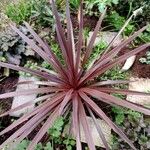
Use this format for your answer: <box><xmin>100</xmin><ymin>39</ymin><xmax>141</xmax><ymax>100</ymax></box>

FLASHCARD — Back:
<box><xmin>0</xmin><ymin>0</ymin><xmax>150</xmax><ymax>150</ymax></box>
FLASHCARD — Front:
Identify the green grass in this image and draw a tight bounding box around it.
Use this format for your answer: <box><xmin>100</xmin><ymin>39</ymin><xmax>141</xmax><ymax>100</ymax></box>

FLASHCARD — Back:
<box><xmin>5</xmin><ymin>0</ymin><xmax>33</xmax><ymax>24</ymax></box>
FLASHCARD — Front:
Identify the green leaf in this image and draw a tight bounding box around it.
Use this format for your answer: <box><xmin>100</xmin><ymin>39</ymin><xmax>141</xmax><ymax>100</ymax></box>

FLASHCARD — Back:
<box><xmin>53</xmin><ymin>117</ymin><xmax>64</xmax><ymax>130</ymax></box>
<box><xmin>112</xmin><ymin>107</ymin><xmax>124</xmax><ymax>114</ymax></box>
<box><xmin>15</xmin><ymin>140</ymin><xmax>30</xmax><ymax>150</ymax></box>
<box><xmin>115</xmin><ymin>114</ymin><xmax>125</xmax><ymax>125</ymax></box>
<box><xmin>44</xmin><ymin>142</ymin><xmax>53</xmax><ymax>150</ymax></box>
<box><xmin>35</xmin><ymin>143</ymin><xmax>43</xmax><ymax>150</ymax></box>
<box><xmin>98</xmin><ymin>3</ymin><xmax>106</xmax><ymax>13</ymax></box>
<box><xmin>112</xmin><ymin>0</ymin><xmax>119</xmax><ymax>4</ymax></box>
<box><xmin>67</xmin><ymin>145</ymin><xmax>72</xmax><ymax>150</ymax></box>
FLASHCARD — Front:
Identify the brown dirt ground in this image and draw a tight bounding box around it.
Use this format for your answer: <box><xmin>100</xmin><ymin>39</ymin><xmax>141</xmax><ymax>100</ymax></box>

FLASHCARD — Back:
<box><xmin>0</xmin><ymin>75</ymin><xmax>18</xmax><ymax>144</ymax></box>
<box><xmin>132</xmin><ymin>48</ymin><xmax>150</xmax><ymax>78</ymax></box>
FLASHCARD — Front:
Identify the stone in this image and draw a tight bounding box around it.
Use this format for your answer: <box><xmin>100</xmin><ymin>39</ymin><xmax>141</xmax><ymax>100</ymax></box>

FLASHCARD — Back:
<box><xmin>10</xmin><ymin>76</ymin><xmax>39</xmax><ymax>117</ymax></box>
<box><xmin>121</xmin><ymin>55</ymin><xmax>136</xmax><ymax>72</ymax></box>
<box><xmin>87</xmin><ymin>31</ymin><xmax>123</xmax><ymax>47</ymax></box>
<box><xmin>127</xmin><ymin>77</ymin><xmax>150</xmax><ymax>106</ymax></box>
<box><xmin>64</xmin><ymin>116</ymin><xmax>112</xmax><ymax>148</ymax></box>
<box><xmin>80</xmin><ymin>117</ymin><xmax>112</xmax><ymax>147</ymax></box>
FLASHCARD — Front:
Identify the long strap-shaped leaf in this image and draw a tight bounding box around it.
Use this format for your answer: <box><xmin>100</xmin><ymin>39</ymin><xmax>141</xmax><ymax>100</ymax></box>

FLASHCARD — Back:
<box><xmin>0</xmin><ymin>94</ymin><xmax>52</xmax><ymax>117</ymax></box>
<box><xmin>100</xmin><ymin>14</ymin><xmax>134</xmax><ymax>60</ymax></box>
<box><xmin>11</xmin><ymin>25</ymin><xmax>66</xmax><ymax>78</ymax></box>
<box><xmin>72</xmin><ymin>93</ymin><xmax>82</xmax><ymax>150</ymax></box>
<box><xmin>26</xmin><ymin>106</ymin><xmax>60</xmax><ymax>150</ymax></box>
<box><xmin>0</xmin><ymin>93</ymin><xmax>65</xmax><ymax>135</ymax></box>
<box><xmin>79</xmin><ymin>43</ymin><xmax>150</xmax><ymax>85</ymax></box>
<box><xmin>13</xmin><ymin>113</ymin><xmax>48</xmax><ymax>149</ymax></box>
<box><xmin>59</xmin><ymin>89</ymin><xmax>73</xmax><ymax>114</ymax></box>
<box><xmin>51</xmin><ymin>0</ymin><xmax>70</xmax><ymax>67</ymax></box>
<box><xmin>0</xmin><ymin>87</ymin><xmax>63</xmax><ymax>99</ymax></box>
<box><xmin>82</xmin><ymin>8</ymin><xmax>107</xmax><ymax>65</ymax></box>
<box><xmin>24</xmin><ymin>22</ymin><xmax>53</xmax><ymax>56</ymax></box>
<box><xmin>0</xmin><ymin>104</ymin><xmax>54</xmax><ymax>149</ymax></box>
<box><xmin>92</xmin><ymin>43</ymin><xmax>150</xmax><ymax>79</ymax></box>
<box><xmin>94</xmin><ymin>25</ymin><xmax>148</xmax><ymax>67</ymax></box>
<box><xmin>51</xmin><ymin>0</ymin><xmax>68</xmax><ymax>51</ymax></box>
<box><xmin>78</xmin><ymin>99</ymin><xmax>96</xmax><ymax>150</ymax></box>
<box><xmin>0</xmin><ymin>62</ymin><xmax>63</xmax><ymax>83</ymax></box>
<box><xmin>17</xmin><ymin>81</ymin><xmax>61</xmax><ymax>87</ymax></box>
<box><xmin>82</xmin><ymin>88</ymin><xmax>150</xmax><ymax>115</ymax></box>
<box><xmin>55</xmin><ymin>22</ymin><xmax>71</xmax><ymax>67</ymax></box>
<box><xmin>94</xmin><ymin>87</ymin><xmax>150</xmax><ymax>96</ymax></box>
<box><xmin>90</xmin><ymin>80</ymin><xmax>134</xmax><ymax>87</ymax></box>
<box><xmin>24</xmin><ymin>22</ymin><xmax>68</xmax><ymax>79</ymax></box>
<box><xmin>86</xmin><ymin>104</ymin><xmax>110</xmax><ymax>150</ymax></box>
<box><xmin>83</xmin><ymin>25</ymin><xmax>148</xmax><ymax>82</ymax></box>
<box><xmin>79</xmin><ymin>91</ymin><xmax>136</xmax><ymax>150</ymax></box>
<box><xmin>75</xmin><ymin>0</ymin><xmax>83</xmax><ymax>74</ymax></box>
<box><xmin>66</xmin><ymin>0</ymin><xmax>75</xmax><ymax>68</ymax></box>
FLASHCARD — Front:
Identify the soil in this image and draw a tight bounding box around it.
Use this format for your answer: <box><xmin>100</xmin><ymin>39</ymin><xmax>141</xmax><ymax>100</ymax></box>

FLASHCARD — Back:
<box><xmin>117</xmin><ymin>47</ymin><xmax>150</xmax><ymax>78</ymax></box>
<box><xmin>71</xmin><ymin>14</ymin><xmax>98</xmax><ymax>31</ymax></box>
<box><xmin>132</xmin><ymin>48</ymin><xmax>150</xmax><ymax>78</ymax></box>
<box><xmin>0</xmin><ymin>75</ymin><xmax>18</xmax><ymax>144</ymax></box>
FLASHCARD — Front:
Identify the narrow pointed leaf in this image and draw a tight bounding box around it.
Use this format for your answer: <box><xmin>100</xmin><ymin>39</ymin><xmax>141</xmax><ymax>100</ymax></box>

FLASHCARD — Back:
<box><xmin>59</xmin><ymin>89</ymin><xmax>73</xmax><ymax>114</ymax></box>
<box><xmin>78</xmin><ymin>99</ymin><xmax>96</xmax><ymax>150</ymax></box>
<box><xmin>79</xmin><ymin>91</ymin><xmax>136</xmax><ymax>150</ymax></box>
<box><xmin>86</xmin><ymin>105</ymin><xmax>110</xmax><ymax>150</ymax></box>
<box><xmin>72</xmin><ymin>93</ymin><xmax>82</xmax><ymax>150</ymax></box>
<box><xmin>82</xmin><ymin>8</ymin><xmax>107</xmax><ymax>64</ymax></box>
<box><xmin>27</xmin><ymin>107</ymin><xmax>59</xmax><ymax>150</ymax></box>
<box><xmin>82</xmin><ymin>88</ymin><xmax>150</xmax><ymax>115</ymax></box>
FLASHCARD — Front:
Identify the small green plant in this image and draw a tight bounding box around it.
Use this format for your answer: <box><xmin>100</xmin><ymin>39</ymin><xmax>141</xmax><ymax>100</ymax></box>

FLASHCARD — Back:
<box><xmin>14</xmin><ymin>140</ymin><xmax>30</xmax><ymax>150</ymax></box>
<box><xmin>48</xmin><ymin>117</ymin><xmax>76</xmax><ymax>150</ymax></box>
<box><xmin>50</xmin><ymin>42</ymin><xmax>64</xmax><ymax>64</ymax></box>
<box><xmin>85</xmin><ymin>0</ymin><xmax>119</xmax><ymax>15</ymax></box>
<box><xmin>112</xmin><ymin>106</ymin><xmax>142</xmax><ymax>125</ymax></box>
<box><xmin>48</xmin><ymin>117</ymin><xmax>64</xmax><ymax>144</ymax></box>
<box><xmin>106</xmin><ymin>11</ymin><xmax>135</xmax><ymax>35</ymax></box>
<box><xmin>5</xmin><ymin>0</ymin><xmax>56</xmax><ymax>28</ymax></box>
<box><xmin>0</xmin><ymin>56</ymin><xmax>6</xmax><ymax>62</ymax></box>
<box><xmin>69</xmin><ymin>0</ymin><xmax>80</xmax><ymax>11</ymax></box>
<box><xmin>6</xmin><ymin>117</ymin><xmax>74</xmax><ymax>150</ymax></box>
<box><xmin>139</xmin><ymin>51</ymin><xmax>150</xmax><ymax>64</ymax></box>
<box><xmin>83</xmin><ymin>27</ymin><xmax>91</xmax><ymax>41</ymax></box>
<box><xmin>5</xmin><ymin>139</ymin><xmax>53</xmax><ymax>150</ymax></box>
<box><xmin>63</xmin><ymin>137</ymin><xmax>76</xmax><ymax>150</ymax></box>
<box><xmin>101</xmin><ymin>66</ymin><xmax>128</xmax><ymax>81</ymax></box>
<box><xmin>5</xmin><ymin>0</ymin><xmax>33</xmax><ymax>24</ymax></box>
<box><xmin>86</xmin><ymin>41</ymin><xmax>108</xmax><ymax>69</ymax></box>
<box><xmin>138</xmin><ymin>26</ymin><xmax>150</xmax><ymax>44</ymax></box>
<box><xmin>19</xmin><ymin>60</ymin><xmax>38</xmax><ymax>77</ymax></box>
<box><xmin>30</xmin><ymin>0</ymin><xmax>55</xmax><ymax>28</ymax></box>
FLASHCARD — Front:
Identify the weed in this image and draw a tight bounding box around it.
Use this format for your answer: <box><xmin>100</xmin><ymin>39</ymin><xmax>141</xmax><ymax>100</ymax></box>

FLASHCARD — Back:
<box><xmin>5</xmin><ymin>117</ymin><xmax>74</xmax><ymax>150</ymax></box>
<box><xmin>5</xmin><ymin>0</ymin><xmax>32</xmax><ymax>24</ymax></box>
<box><xmin>106</xmin><ymin>11</ymin><xmax>135</xmax><ymax>36</ymax></box>
<box><xmin>139</xmin><ymin>50</ymin><xmax>150</xmax><ymax>64</ymax></box>
<box><xmin>112</xmin><ymin>106</ymin><xmax>142</xmax><ymax>125</ymax></box>
<box><xmin>84</xmin><ymin>0</ymin><xmax>119</xmax><ymax>15</ymax></box>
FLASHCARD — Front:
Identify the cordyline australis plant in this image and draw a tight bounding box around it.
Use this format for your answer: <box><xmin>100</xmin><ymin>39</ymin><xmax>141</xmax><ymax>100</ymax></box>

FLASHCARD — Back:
<box><xmin>0</xmin><ymin>1</ymin><xmax>150</xmax><ymax>150</ymax></box>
